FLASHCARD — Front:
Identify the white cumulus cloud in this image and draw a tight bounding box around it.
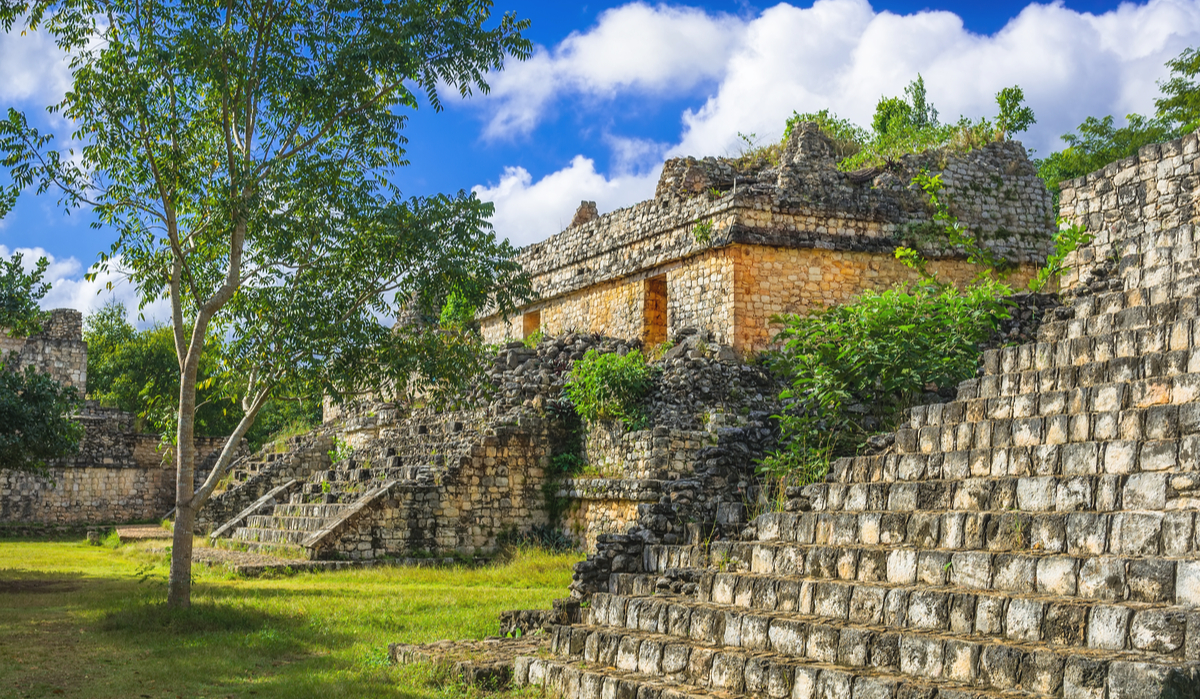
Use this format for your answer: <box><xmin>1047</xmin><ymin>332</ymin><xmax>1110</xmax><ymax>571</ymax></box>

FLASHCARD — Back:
<box><xmin>2</xmin><ymin>246</ymin><xmax>169</xmax><ymax>327</ymax></box>
<box><xmin>481</xmin><ymin>2</ymin><xmax>744</xmax><ymax>138</ymax></box>
<box><xmin>473</xmin><ymin>0</ymin><xmax>1200</xmax><ymax>248</ymax></box>
<box><xmin>0</xmin><ymin>25</ymin><xmax>71</xmax><ymax>105</ymax></box>
<box><xmin>472</xmin><ymin>156</ymin><xmax>658</xmax><ymax>246</ymax></box>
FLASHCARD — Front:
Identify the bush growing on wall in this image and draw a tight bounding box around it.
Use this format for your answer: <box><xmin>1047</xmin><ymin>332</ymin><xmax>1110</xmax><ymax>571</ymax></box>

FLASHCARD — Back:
<box><xmin>761</xmin><ymin>280</ymin><xmax>1012</xmax><ymax>484</ymax></box>
<box><xmin>564</xmin><ymin>349</ymin><xmax>654</xmax><ymax>425</ymax></box>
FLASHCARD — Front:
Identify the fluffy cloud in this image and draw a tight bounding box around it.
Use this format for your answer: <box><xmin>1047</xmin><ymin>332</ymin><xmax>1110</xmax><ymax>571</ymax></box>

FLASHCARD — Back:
<box><xmin>473</xmin><ymin>0</ymin><xmax>1200</xmax><ymax>248</ymax></box>
<box><xmin>0</xmin><ymin>25</ymin><xmax>70</xmax><ymax>105</ymax></box>
<box><xmin>1</xmin><ymin>246</ymin><xmax>169</xmax><ymax>326</ymax></box>
<box><xmin>482</xmin><ymin>2</ymin><xmax>744</xmax><ymax>138</ymax></box>
<box><xmin>672</xmin><ymin>0</ymin><xmax>1200</xmax><ymax>159</ymax></box>
<box><xmin>471</xmin><ymin>156</ymin><xmax>658</xmax><ymax>246</ymax></box>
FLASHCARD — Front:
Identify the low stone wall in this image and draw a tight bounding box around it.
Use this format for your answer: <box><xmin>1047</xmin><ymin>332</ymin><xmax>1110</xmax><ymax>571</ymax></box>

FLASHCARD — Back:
<box><xmin>583</xmin><ymin>425</ymin><xmax>713</xmax><ymax>480</ymax></box>
<box><xmin>559</xmin><ymin>478</ymin><xmax>661</xmax><ymax>550</ymax></box>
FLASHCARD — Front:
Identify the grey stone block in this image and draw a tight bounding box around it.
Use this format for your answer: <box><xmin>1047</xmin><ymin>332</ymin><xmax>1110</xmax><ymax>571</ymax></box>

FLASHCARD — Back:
<box><xmin>816</xmin><ymin>669</ymin><xmax>852</xmax><ymax>699</ymax></box>
<box><xmin>907</xmin><ymin>590</ymin><xmax>949</xmax><ymax>630</ymax></box>
<box><xmin>887</xmin><ymin>549</ymin><xmax>917</xmax><ymax>584</ymax></box>
<box><xmin>949</xmin><ymin>551</ymin><xmax>992</xmax><ymax>589</ymax></box>
<box><xmin>709</xmin><ymin>652</ymin><xmax>745</xmax><ymax>693</ymax></box>
<box><xmin>1062</xmin><ymin>656</ymin><xmax>1108</xmax><ymax>699</ymax></box>
<box><xmin>1163</xmin><ymin>511</ymin><xmax>1195</xmax><ymax>555</ymax></box>
<box><xmin>975</xmin><ymin>595</ymin><xmax>1007</xmax><ymax>635</ymax></box>
<box><xmin>1037</xmin><ymin>555</ymin><xmax>1078</xmax><ymax>595</ymax></box>
<box><xmin>948</xmin><ymin>594</ymin><xmax>976</xmax><ymax>634</ymax></box>
<box><xmin>978</xmin><ymin>645</ymin><xmax>1025</xmax><ymax>691</ymax></box>
<box><xmin>1032</xmin><ymin>514</ymin><xmax>1067</xmax><ymax>552</ymax></box>
<box><xmin>1020</xmin><ymin>650</ymin><xmax>1065</xmax><ymax>697</ymax></box>
<box><xmin>1130</xmin><ymin>609</ymin><xmax>1187</xmax><ymax>653</ymax></box>
<box><xmin>849</xmin><ymin>585</ymin><xmax>886</xmax><ymax>625</ymax></box>
<box><xmin>899</xmin><ymin>635</ymin><xmax>944</xmax><ymax>679</ymax></box>
<box><xmin>766</xmin><ymin>618</ymin><xmax>806</xmax><ymax>656</ymax></box>
<box><xmin>993</xmin><ymin>554</ymin><xmax>1036</xmax><ymax>592</ymax></box>
<box><xmin>812</xmin><ymin>581</ymin><xmax>851</xmax><ymax>619</ymax></box>
<box><xmin>943</xmin><ymin>640</ymin><xmax>979</xmax><ymax>683</ymax></box>
<box><xmin>1177</xmin><ymin>560</ymin><xmax>1200</xmax><ymax>605</ymax></box>
<box><xmin>1017</xmin><ymin>476</ymin><xmax>1055</xmax><ymax>510</ymax></box>
<box><xmin>1089</xmin><ymin>605</ymin><xmax>1132</xmax><ymax>650</ymax></box>
<box><xmin>1066</xmin><ymin>513</ymin><xmax>1109</xmax><ymax>555</ymax></box>
<box><xmin>1078</xmin><ymin>557</ymin><xmax>1126</xmax><ymax>600</ymax></box>
<box><xmin>1112</xmin><ymin>512</ymin><xmax>1163</xmax><ymax>556</ymax></box>
<box><xmin>1128</xmin><ymin>558</ymin><xmax>1175</xmax><ymax>603</ymax></box>
<box><xmin>1123</xmin><ymin>472</ymin><xmax>1168</xmax><ymax>509</ymax></box>
<box><xmin>807</xmin><ymin>624</ymin><xmax>839</xmax><ymax>664</ymax></box>
<box><xmin>1005</xmin><ymin>598</ymin><xmax>1045</xmax><ymax>641</ymax></box>
<box><xmin>916</xmin><ymin>551</ymin><xmax>951</xmax><ymax>585</ymax></box>
<box><xmin>837</xmin><ymin>627</ymin><xmax>871</xmax><ymax>667</ymax></box>
<box><xmin>1104</xmin><ymin>441</ymin><xmax>1139</xmax><ymax>474</ymax></box>
<box><xmin>1044</xmin><ymin>603</ymin><xmax>1087</xmax><ymax>646</ymax></box>
<box><xmin>870</xmin><ymin>632</ymin><xmax>900</xmax><ymax>671</ymax></box>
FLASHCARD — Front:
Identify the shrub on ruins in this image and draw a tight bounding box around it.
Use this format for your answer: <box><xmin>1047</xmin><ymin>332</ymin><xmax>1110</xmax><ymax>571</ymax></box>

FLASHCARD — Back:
<box><xmin>782</xmin><ymin>78</ymin><xmax>1035</xmax><ymax>174</ymax></box>
<box><xmin>564</xmin><ymin>348</ymin><xmax>655</xmax><ymax>426</ymax></box>
<box><xmin>1037</xmin><ymin>45</ymin><xmax>1200</xmax><ymax>195</ymax></box>
<box><xmin>0</xmin><ymin>251</ymin><xmax>50</xmax><ymax>338</ymax></box>
<box><xmin>0</xmin><ymin>0</ymin><xmax>532</xmax><ymax>607</ymax></box>
<box><xmin>761</xmin><ymin>280</ymin><xmax>1012</xmax><ymax>484</ymax></box>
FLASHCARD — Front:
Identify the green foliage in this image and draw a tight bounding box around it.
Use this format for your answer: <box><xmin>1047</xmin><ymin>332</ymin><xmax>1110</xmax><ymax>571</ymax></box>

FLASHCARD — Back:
<box><xmin>995</xmin><ymin>86</ymin><xmax>1036</xmax><ymax>138</ymax></box>
<box><xmin>564</xmin><ymin>349</ymin><xmax>654</xmax><ymax>425</ymax></box>
<box><xmin>896</xmin><ymin>170</ymin><xmax>1009</xmax><ymax>282</ymax></box>
<box><xmin>0</xmin><ymin>360</ymin><xmax>84</xmax><ymax>472</ymax></box>
<box><xmin>1156</xmin><ymin>47</ymin><xmax>1200</xmax><ymax>134</ymax></box>
<box><xmin>328</xmin><ymin>436</ymin><xmax>354</xmax><ymax>464</ymax></box>
<box><xmin>0</xmin><ymin>252</ymin><xmax>49</xmax><ymax>337</ymax></box>
<box><xmin>522</xmin><ymin>327</ymin><xmax>546</xmax><ymax>349</ymax></box>
<box><xmin>1028</xmin><ymin>220</ymin><xmax>1095</xmax><ymax>292</ymax></box>
<box><xmin>762</xmin><ymin>281</ymin><xmax>1012</xmax><ymax>483</ymax></box>
<box><xmin>1037</xmin><ymin>45</ymin><xmax>1200</xmax><ymax>195</ymax></box>
<box><xmin>84</xmin><ymin>301</ymin><xmax>322</xmax><ymax>448</ymax></box>
<box><xmin>692</xmin><ymin>220</ymin><xmax>714</xmax><ymax>245</ymax></box>
<box><xmin>437</xmin><ymin>292</ymin><xmax>477</xmax><ymax>332</ymax></box>
<box><xmin>1036</xmin><ymin>114</ymin><xmax>1176</xmax><ymax>194</ymax></box>
<box><xmin>732</xmin><ymin>131</ymin><xmax>783</xmax><ymax>169</ymax></box>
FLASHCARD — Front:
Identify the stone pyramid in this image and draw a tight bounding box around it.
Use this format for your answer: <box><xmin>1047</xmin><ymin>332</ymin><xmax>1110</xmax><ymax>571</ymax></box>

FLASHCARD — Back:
<box><xmin>508</xmin><ymin>137</ymin><xmax>1200</xmax><ymax>698</ymax></box>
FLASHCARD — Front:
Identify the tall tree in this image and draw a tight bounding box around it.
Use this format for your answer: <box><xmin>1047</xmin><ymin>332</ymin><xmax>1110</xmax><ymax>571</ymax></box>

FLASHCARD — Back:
<box><xmin>0</xmin><ymin>0</ymin><xmax>532</xmax><ymax>607</ymax></box>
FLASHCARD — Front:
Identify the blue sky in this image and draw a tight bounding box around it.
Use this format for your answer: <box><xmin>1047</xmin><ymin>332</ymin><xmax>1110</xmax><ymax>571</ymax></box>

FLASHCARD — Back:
<box><xmin>2</xmin><ymin>0</ymin><xmax>1198</xmax><ymax>321</ymax></box>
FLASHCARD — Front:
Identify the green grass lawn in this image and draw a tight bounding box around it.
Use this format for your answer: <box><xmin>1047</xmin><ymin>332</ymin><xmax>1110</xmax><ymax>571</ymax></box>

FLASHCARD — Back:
<box><xmin>0</xmin><ymin>536</ymin><xmax>578</xmax><ymax>698</ymax></box>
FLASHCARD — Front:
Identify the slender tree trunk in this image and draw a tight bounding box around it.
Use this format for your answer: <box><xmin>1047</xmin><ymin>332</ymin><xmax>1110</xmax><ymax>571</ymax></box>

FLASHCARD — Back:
<box><xmin>167</xmin><ymin>356</ymin><xmax>200</xmax><ymax>608</ymax></box>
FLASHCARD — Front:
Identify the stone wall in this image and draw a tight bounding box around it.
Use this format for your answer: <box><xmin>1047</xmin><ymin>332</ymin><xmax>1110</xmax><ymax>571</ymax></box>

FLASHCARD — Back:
<box><xmin>0</xmin><ymin>308</ymin><xmax>86</xmax><ymax>388</ymax></box>
<box><xmin>480</xmin><ymin>132</ymin><xmax>1054</xmax><ymax>352</ymax></box>
<box><xmin>1058</xmin><ymin>132</ymin><xmax>1200</xmax><ymax>295</ymax></box>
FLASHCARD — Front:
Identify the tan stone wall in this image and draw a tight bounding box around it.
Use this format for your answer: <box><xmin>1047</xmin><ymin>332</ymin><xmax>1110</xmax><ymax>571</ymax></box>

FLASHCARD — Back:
<box><xmin>0</xmin><ymin>465</ymin><xmax>174</xmax><ymax>524</ymax></box>
<box><xmin>731</xmin><ymin>244</ymin><xmax>1041</xmax><ymax>351</ymax></box>
<box><xmin>485</xmin><ymin>243</ymin><xmax>1040</xmax><ymax>353</ymax></box>
<box><xmin>562</xmin><ymin>498</ymin><xmax>641</xmax><ymax>551</ymax></box>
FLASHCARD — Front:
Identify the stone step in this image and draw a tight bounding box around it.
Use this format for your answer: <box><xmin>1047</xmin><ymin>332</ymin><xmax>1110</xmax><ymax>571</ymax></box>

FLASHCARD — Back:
<box><xmin>231</xmin><ymin>526</ymin><xmax>309</xmax><ymax>545</ymax></box>
<box><xmin>539</xmin><ymin>620</ymin><xmax>1177</xmax><ymax>698</ymax></box>
<box><xmin>591</xmin><ymin>584</ymin><xmax>1197</xmax><ymax>658</ymax></box>
<box><xmin>642</xmin><ymin>541</ymin><xmax>1200</xmax><ymax>606</ymax></box>
<box><xmin>807</xmin><ymin>468</ymin><xmax>1199</xmax><ymax>516</ymax></box>
<box><xmin>270</xmin><ymin>503</ymin><xmax>349</xmax><ymax>519</ymax></box>
<box><xmin>514</xmin><ymin>655</ymin><xmax>728</xmax><ymax>699</ymax></box>
<box><xmin>891</xmin><ymin>394</ymin><xmax>1200</xmax><ymax>461</ymax></box>
<box><xmin>244</xmin><ymin>514</ymin><xmax>329</xmax><ymax>531</ymax></box>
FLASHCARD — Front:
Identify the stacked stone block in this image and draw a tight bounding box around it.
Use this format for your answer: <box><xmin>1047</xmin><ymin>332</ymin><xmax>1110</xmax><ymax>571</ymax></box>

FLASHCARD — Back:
<box><xmin>510</xmin><ymin>139</ymin><xmax>1200</xmax><ymax>697</ymax></box>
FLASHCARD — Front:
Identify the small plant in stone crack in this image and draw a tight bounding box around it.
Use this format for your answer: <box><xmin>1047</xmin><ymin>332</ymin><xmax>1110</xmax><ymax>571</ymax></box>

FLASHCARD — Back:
<box><xmin>692</xmin><ymin>220</ymin><xmax>714</xmax><ymax>245</ymax></box>
<box><xmin>943</xmin><ymin>560</ymin><xmax>954</xmax><ymax>575</ymax></box>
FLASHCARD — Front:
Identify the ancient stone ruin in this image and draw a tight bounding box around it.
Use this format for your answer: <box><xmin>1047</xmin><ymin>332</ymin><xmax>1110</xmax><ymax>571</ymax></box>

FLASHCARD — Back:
<box><xmin>480</xmin><ymin>124</ymin><xmax>1054</xmax><ymax>353</ymax></box>
<box><xmin>195</xmin><ymin>127</ymin><xmax>1054</xmax><ymax>565</ymax></box>
<box><xmin>0</xmin><ymin>310</ymin><xmax>237</xmax><ymax>527</ymax></box>
<box><xmin>462</xmin><ymin>134</ymin><xmax>1200</xmax><ymax>697</ymax></box>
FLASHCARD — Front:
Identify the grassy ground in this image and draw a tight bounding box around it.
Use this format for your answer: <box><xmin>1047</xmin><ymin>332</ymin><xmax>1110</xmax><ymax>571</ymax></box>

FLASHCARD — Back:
<box><xmin>0</xmin><ymin>535</ymin><xmax>579</xmax><ymax>698</ymax></box>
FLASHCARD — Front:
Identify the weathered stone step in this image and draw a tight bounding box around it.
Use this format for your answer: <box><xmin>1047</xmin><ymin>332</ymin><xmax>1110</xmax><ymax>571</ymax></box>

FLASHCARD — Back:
<box><xmin>244</xmin><ymin>514</ymin><xmax>329</xmax><ymax>531</ymax></box>
<box><xmin>541</xmin><ymin>622</ymin><xmax>1076</xmax><ymax>698</ymax></box>
<box><xmin>800</xmin><ymin>472</ymin><xmax>1199</xmax><ymax>518</ymax></box>
<box><xmin>642</xmin><ymin>541</ymin><xmax>1200</xmax><ymax>606</ymax></box>
<box><xmin>514</xmin><ymin>655</ymin><xmax>728</xmax><ymax>698</ymax></box>
<box><xmin>737</xmin><ymin>508</ymin><xmax>1199</xmax><ymax>560</ymax></box>
<box><xmin>592</xmin><ymin>584</ymin><xmax>1196</xmax><ymax>659</ymax></box>
<box><xmin>551</xmin><ymin>617</ymin><xmax>1199</xmax><ymax>698</ymax></box>
<box><xmin>270</xmin><ymin>503</ymin><xmax>348</xmax><ymax>519</ymax></box>
<box><xmin>231</xmin><ymin>526</ymin><xmax>308</xmax><ymax>545</ymax></box>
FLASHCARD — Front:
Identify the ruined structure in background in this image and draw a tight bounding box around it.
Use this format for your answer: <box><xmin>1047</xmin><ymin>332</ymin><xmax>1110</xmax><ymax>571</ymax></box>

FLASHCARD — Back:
<box><xmin>493</xmin><ymin>135</ymin><xmax>1200</xmax><ymax>697</ymax></box>
<box><xmin>198</xmin><ymin>131</ymin><xmax>1057</xmax><ymax>564</ymax></box>
<box><xmin>0</xmin><ymin>310</ymin><xmax>237</xmax><ymax>527</ymax></box>
<box><xmin>481</xmin><ymin>124</ymin><xmax>1055</xmax><ymax>353</ymax></box>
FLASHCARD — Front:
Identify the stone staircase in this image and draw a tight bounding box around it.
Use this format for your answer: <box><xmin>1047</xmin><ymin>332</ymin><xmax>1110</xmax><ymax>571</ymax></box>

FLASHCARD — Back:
<box><xmin>510</xmin><ymin>211</ymin><xmax>1200</xmax><ymax>693</ymax></box>
<box><xmin>223</xmin><ymin>449</ymin><xmax>437</xmax><ymax>555</ymax></box>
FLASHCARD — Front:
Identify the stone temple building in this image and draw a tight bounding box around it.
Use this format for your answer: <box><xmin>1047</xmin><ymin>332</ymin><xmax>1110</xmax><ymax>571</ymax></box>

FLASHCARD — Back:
<box><xmin>480</xmin><ymin>124</ymin><xmax>1056</xmax><ymax>353</ymax></box>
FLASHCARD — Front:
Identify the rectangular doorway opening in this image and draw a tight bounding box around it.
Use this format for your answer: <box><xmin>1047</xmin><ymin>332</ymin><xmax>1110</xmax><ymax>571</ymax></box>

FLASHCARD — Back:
<box><xmin>643</xmin><ymin>275</ymin><xmax>668</xmax><ymax>347</ymax></box>
<box><xmin>522</xmin><ymin>309</ymin><xmax>541</xmax><ymax>339</ymax></box>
